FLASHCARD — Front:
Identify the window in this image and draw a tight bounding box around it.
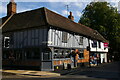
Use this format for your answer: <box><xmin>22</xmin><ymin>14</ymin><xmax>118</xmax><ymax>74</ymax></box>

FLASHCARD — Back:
<box><xmin>53</xmin><ymin>49</ymin><xmax>70</xmax><ymax>59</ymax></box>
<box><xmin>54</xmin><ymin>49</ymin><xmax>58</xmax><ymax>58</ymax></box>
<box><xmin>62</xmin><ymin>32</ymin><xmax>68</xmax><ymax>43</ymax></box>
<box><xmin>43</xmin><ymin>52</ymin><xmax>50</xmax><ymax>60</ymax></box>
<box><xmin>79</xmin><ymin>36</ymin><xmax>83</xmax><ymax>45</ymax></box>
<box><xmin>92</xmin><ymin>40</ymin><xmax>97</xmax><ymax>48</ymax></box>
<box><xmin>43</xmin><ymin>48</ymin><xmax>52</xmax><ymax>60</ymax></box>
<box><xmin>4</xmin><ymin>37</ymin><xmax>10</xmax><ymax>48</ymax></box>
<box><xmin>2</xmin><ymin>51</ymin><xmax>9</xmax><ymax>59</ymax></box>
<box><xmin>26</xmin><ymin>51</ymin><xmax>33</xmax><ymax>59</ymax></box>
<box><xmin>98</xmin><ymin>41</ymin><xmax>101</xmax><ymax>48</ymax></box>
<box><xmin>79</xmin><ymin>53</ymin><xmax>84</xmax><ymax>59</ymax></box>
<box><xmin>26</xmin><ymin>49</ymin><xmax>40</xmax><ymax>59</ymax></box>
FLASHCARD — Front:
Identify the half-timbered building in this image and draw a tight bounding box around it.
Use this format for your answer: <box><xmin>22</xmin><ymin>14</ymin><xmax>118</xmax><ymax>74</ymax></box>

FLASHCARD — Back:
<box><xmin>1</xmin><ymin>1</ymin><xmax>108</xmax><ymax>71</ymax></box>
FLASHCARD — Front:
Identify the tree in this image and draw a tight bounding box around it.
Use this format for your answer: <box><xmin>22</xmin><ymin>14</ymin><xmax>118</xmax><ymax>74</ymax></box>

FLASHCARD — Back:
<box><xmin>79</xmin><ymin>2</ymin><xmax>120</xmax><ymax>60</ymax></box>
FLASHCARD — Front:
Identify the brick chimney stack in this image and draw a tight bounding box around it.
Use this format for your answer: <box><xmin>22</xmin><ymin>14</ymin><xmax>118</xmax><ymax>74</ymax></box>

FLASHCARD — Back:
<box><xmin>68</xmin><ymin>11</ymin><xmax>74</xmax><ymax>21</ymax></box>
<box><xmin>7</xmin><ymin>0</ymin><xmax>17</xmax><ymax>16</ymax></box>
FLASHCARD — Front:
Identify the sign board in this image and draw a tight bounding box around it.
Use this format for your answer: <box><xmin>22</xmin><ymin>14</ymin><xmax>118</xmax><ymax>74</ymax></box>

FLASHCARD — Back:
<box><xmin>104</xmin><ymin>43</ymin><xmax>108</xmax><ymax>48</ymax></box>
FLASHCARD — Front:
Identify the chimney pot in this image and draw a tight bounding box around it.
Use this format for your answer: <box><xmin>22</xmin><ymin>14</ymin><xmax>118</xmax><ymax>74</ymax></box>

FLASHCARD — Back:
<box><xmin>68</xmin><ymin>11</ymin><xmax>74</xmax><ymax>21</ymax></box>
<box><xmin>10</xmin><ymin>0</ymin><xmax>14</xmax><ymax>2</ymax></box>
<box><xmin>70</xmin><ymin>11</ymin><xmax>72</xmax><ymax>16</ymax></box>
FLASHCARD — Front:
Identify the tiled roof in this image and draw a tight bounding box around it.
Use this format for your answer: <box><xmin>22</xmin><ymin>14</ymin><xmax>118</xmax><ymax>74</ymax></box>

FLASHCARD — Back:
<box><xmin>1</xmin><ymin>7</ymin><xmax>108</xmax><ymax>42</ymax></box>
<box><xmin>0</xmin><ymin>16</ymin><xmax>9</xmax><ymax>27</ymax></box>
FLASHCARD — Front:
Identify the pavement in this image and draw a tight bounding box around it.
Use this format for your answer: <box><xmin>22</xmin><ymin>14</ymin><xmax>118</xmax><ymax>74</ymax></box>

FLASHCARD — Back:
<box><xmin>0</xmin><ymin>63</ymin><xmax>110</xmax><ymax>77</ymax></box>
<box><xmin>0</xmin><ymin>69</ymin><xmax>60</xmax><ymax>78</ymax></box>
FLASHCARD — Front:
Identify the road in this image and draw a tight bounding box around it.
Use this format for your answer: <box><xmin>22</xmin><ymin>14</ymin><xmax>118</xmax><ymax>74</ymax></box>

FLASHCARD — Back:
<box><xmin>64</xmin><ymin>61</ymin><xmax>120</xmax><ymax>80</ymax></box>
<box><xmin>2</xmin><ymin>61</ymin><xmax>120</xmax><ymax>80</ymax></box>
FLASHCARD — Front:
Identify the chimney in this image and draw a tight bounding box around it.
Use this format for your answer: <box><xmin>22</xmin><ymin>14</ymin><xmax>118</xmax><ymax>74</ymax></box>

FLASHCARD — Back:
<box><xmin>7</xmin><ymin>0</ymin><xmax>17</xmax><ymax>16</ymax></box>
<box><xmin>68</xmin><ymin>11</ymin><xmax>74</xmax><ymax>21</ymax></box>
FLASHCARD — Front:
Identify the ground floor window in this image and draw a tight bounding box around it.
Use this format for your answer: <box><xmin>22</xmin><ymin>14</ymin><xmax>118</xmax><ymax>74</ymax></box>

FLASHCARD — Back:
<box><xmin>79</xmin><ymin>53</ymin><xmax>84</xmax><ymax>59</ymax></box>
<box><xmin>3</xmin><ymin>50</ymin><xmax>14</xmax><ymax>59</ymax></box>
<box><xmin>90</xmin><ymin>53</ymin><xmax>101</xmax><ymax>65</ymax></box>
<box><xmin>43</xmin><ymin>51</ymin><xmax>51</xmax><ymax>60</ymax></box>
<box><xmin>3</xmin><ymin>48</ymin><xmax>40</xmax><ymax>60</ymax></box>
<box><xmin>42</xmin><ymin>48</ymin><xmax>52</xmax><ymax>60</ymax></box>
<box><xmin>53</xmin><ymin>49</ymin><xmax>70</xmax><ymax>59</ymax></box>
<box><xmin>24</xmin><ymin>48</ymin><xmax>40</xmax><ymax>59</ymax></box>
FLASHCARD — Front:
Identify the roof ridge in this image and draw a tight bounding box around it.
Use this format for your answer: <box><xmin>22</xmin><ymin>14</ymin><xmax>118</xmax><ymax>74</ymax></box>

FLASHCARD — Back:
<box><xmin>12</xmin><ymin>7</ymin><xmax>45</xmax><ymax>16</ymax></box>
<box><xmin>43</xmin><ymin>7</ymin><xmax>49</xmax><ymax>25</ymax></box>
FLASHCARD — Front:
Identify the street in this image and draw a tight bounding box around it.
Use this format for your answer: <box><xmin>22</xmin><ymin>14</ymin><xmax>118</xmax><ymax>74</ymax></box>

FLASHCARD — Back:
<box><xmin>2</xmin><ymin>61</ymin><xmax>120</xmax><ymax>80</ymax></box>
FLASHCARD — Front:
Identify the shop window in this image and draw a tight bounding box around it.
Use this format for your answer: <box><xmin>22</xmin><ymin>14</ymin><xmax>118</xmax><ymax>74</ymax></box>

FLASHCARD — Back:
<box><xmin>60</xmin><ymin>50</ymin><xmax>68</xmax><ymax>58</ymax></box>
<box><xmin>33</xmin><ymin>49</ymin><xmax>40</xmax><ymax>59</ymax></box>
<box><xmin>17</xmin><ymin>53</ymin><xmax>22</xmax><ymax>59</ymax></box>
<box><xmin>26</xmin><ymin>51</ymin><xmax>32</xmax><ymax>59</ymax></box>
<box><xmin>66</xmin><ymin>51</ymin><xmax>70</xmax><ymax>58</ymax></box>
<box><xmin>64</xmin><ymin>52</ymin><xmax>69</xmax><ymax>58</ymax></box>
<box><xmin>13</xmin><ymin>51</ymin><xmax>22</xmax><ymax>60</ymax></box>
<box><xmin>79</xmin><ymin>53</ymin><xmax>84</xmax><ymax>59</ymax></box>
<box><xmin>62</xmin><ymin>32</ymin><xmax>68</xmax><ymax>43</ymax></box>
<box><xmin>53</xmin><ymin>49</ymin><xmax>70</xmax><ymax>59</ymax></box>
<box><xmin>59</xmin><ymin>52</ymin><xmax>62</xmax><ymax>58</ymax></box>
<box><xmin>26</xmin><ymin>50</ymin><xmax>40</xmax><ymax>59</ymax></box>
<box><xmin>61</xmin><ymin>51</ymin><xmax>64</xmax><ymax>58</ymax></box>
<box><xmin>2</xmin><ymin>51</ymin><xmax>9</xmax><ymax>59</ymax></box>
<box><xmin>54</xmin><ymin>49</ymin><xmax>58</xmax><ymax>58</ymax></box>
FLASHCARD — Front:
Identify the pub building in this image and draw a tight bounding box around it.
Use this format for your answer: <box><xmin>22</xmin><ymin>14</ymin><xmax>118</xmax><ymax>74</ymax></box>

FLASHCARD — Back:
<box><xmin>1</xmin><ymin>0</ymin><xmax>108</xmax><ymax>71</ymax></box>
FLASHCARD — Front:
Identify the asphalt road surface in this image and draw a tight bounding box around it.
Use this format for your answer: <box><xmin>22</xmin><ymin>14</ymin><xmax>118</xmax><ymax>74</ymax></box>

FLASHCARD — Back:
<box><xmin>2</xmin><ymin>61</ymin><xmax>120</xmax><ymax>80</ymax></box>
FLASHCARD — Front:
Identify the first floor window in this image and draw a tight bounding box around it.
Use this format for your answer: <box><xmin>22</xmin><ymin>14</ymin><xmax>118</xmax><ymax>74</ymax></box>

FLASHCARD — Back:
<box><xmin>62</xmin><ymin>31</ymin><xmax>68</xmax><ymax>43</ymax></box>
<box><xmin>79</xmin><ymin>36</ymin><xmax>83</xmax><ymax>45</ymax></box>
<box><xmin>98</xmin><ymin>41</ymin><xmax>101</xmax><ymax>48</ymax></box>
<box><xmin>92</xmin><ymin>40</ymin><xmax>97</xmax><ymax>48</ymax></box>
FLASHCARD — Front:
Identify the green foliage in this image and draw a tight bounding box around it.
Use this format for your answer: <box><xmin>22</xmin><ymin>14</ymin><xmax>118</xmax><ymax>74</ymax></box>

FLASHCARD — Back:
<box><xmin>79</xmin><ymin>2</ymin><xmax>119</xmax><ymax>38</ymax></box>
<box><xmin>79</xmin><ymin>2</ymin><xmax>120</xmax><ymax>58</ymax></box>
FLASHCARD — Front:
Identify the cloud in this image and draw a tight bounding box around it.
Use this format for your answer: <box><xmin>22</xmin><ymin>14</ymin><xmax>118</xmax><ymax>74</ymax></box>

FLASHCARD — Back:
<box><xmin>1</xmin><ymin>0</ymin><xmax>120</xmax><ymax>2</ymax></box>
<box><xmin>39</xmin><ymin>0</ymin><xmax>92</xmax><ymax>2</ymax></box>
<box><xmin>106</xmin><ymin>0</ymin><xmax>119</xmax><ymax>2</ymax></box>
<box><xmin>74</xmin><ymin>3</ymin><xmax>84</xmax><ymax>8</ymax></box>
<box><xmin>113</xmin><ymin>2</ymin><xmax>118</xmax><ymax>8</ymax></box>
<box><xmin>118</xmin><ymin>1</ymin><xmax>120</xmax><ymax>11</ymax></box>
<box><xmin>16</xmin><ymin>3</ymin><xmax>41</xmax><ymax>13</ymax></box>
<box><xmin>0</xmin><ymin>5</ymin><xmax>7</xmax><ymax>14</ymax></box>
<box><xmin>76</xmin><ymin>11</ymin><xmax>82</xmax><ymax>17</ymax></box>
<box><xmin>1</xmin><ymin>0</ymin><xmax>93</xmax><ymax>2</ymax></box>
<box><xmin>17</xmin><ymin>8</ymin><xmax>32</xmax><ymax>13</ymax></box>
<box><xmin>51</xmin><ymin>9</ymin><xmax>61</xmax><ymax>14</ymax></box>
<box><xmin>61</xmin><ymin>10</ymin><xmax>68</xmax><ymax>16</ymax></box>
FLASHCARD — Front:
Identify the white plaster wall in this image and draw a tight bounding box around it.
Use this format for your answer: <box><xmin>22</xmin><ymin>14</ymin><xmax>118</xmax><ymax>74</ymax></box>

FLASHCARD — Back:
<box><xmin>48</xmin><ymin>28</ymin><xmax>89</xmax><ymax>49</ymax></box>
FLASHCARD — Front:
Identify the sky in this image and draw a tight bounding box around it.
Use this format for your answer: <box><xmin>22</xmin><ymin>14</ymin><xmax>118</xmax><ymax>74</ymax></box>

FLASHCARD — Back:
<box><xmin>0</xmin><ymin>0</ymin><xmax>120</xmax><ymax>23</ymax></box>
